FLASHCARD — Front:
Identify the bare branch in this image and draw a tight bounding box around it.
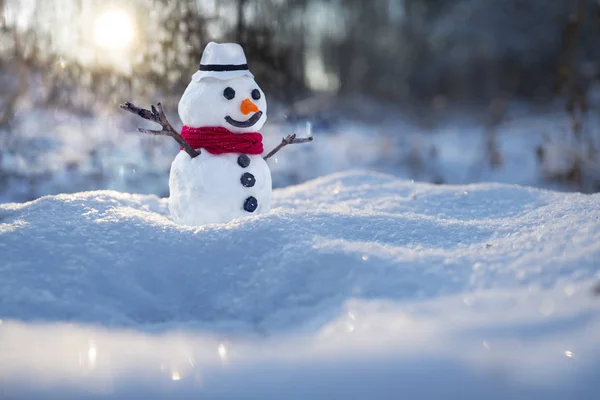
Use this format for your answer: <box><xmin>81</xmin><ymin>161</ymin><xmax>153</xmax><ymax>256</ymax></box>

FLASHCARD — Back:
<box><xmin>138</xmin><ymin>128</ymin><xmax>171</xmax><ymax>136</ymax></box>
<box><xmin>264</xmin><ymin>134</ymin><xmax>314</xmax><ymax>161</ymax></box>
<box><xmin>120</xmin><ymin>102</ymin><xmax>199</xmax><ymax>158</ymax></box>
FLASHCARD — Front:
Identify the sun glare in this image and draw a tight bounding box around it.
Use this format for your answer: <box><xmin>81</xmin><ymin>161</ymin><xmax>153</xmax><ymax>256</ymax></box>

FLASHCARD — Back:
<box><xmin>93</xmin><ymin>9</ymin><xmax>135</xmax><ymax>50</ymax></box>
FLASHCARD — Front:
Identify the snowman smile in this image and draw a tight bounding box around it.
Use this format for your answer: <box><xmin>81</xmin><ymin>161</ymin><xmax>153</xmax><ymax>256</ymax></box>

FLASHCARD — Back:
<box><xmin>225</xmin><ymin>111</ymin><xmax>263</xmax><ymax>128</ymax></box>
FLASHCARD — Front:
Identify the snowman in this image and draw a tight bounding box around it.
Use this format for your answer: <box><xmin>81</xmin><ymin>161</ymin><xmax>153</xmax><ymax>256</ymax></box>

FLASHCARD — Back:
<box><xmin>121</xmin><ymin>42</ymin><xmax>312</xmax><ymax>225</ymax></box>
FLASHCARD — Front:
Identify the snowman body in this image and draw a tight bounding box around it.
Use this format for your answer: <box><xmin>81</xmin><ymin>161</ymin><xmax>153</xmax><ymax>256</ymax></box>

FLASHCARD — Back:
<box><xmin>167</xmin><ymin>44</ymin><xmax>272</xmax><ymax>226</ymax></box>
<box><xmin>169</xmin><ymin>151</ymin><xmax>271</xmax><ymax>225</ymax></box>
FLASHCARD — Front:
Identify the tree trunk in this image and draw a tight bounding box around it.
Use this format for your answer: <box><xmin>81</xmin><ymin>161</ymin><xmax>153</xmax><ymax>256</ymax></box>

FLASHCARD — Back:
<box><xmin>236</xmin><ymin>0</ymin><xmax>248</xmax><ymax>43</ymax></box>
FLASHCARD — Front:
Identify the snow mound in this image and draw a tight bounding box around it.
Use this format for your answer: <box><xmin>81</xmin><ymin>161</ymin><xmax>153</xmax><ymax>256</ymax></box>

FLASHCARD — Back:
<box><xmin>1</xmin><ymin>170</ymin><xmax>600</xmax><ymax>399</ymax></box>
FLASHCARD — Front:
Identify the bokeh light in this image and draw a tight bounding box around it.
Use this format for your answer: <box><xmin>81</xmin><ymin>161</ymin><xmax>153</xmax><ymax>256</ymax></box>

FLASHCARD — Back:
<box><xmin>93</xmin><ymin>9</ymin><xmax>135</xmax><ymax>50</ymax></box>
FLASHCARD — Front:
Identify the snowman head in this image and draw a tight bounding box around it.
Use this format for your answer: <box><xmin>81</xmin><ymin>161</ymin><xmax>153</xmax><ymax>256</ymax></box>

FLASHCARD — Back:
<box><xmin>178</xmin><ymin>42</ymin><xmax>267</xmax><ymax>133</ymax></box>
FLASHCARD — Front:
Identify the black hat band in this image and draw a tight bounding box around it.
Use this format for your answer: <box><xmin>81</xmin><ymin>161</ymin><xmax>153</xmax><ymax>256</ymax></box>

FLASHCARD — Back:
<box><xmin>199</xmin><ymin>64</ymin><xmax>249</xmax><ymax>72</ymax></box>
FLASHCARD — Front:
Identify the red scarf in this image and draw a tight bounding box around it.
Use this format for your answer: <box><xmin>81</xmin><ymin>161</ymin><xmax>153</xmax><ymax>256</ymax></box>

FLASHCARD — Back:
<box><xmin>180</xmin><ymin>126</ymin><xmax>263</xmax><ymax>155</ymax></box>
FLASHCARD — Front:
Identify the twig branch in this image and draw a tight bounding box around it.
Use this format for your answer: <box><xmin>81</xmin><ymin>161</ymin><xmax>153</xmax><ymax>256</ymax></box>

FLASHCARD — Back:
<box><xmin>264</xmin><ymin>134</ymin><xmax>314</xmax><ymax>161</ymax></box>
<box><xmin>119</xmin><ymin>102</ymin><xmax>199</xmax><ymax>158</ymax></box>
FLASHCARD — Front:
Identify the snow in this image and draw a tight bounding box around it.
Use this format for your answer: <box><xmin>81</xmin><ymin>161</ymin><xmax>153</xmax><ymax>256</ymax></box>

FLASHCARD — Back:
<box><xmin>169</xmin><ymin>150</ymin><xmax>272</xmax><ymax>225</ymax></box>
<box><xmin>1</xmin><ymin>170</ymin><xmax>600</xmax><ymax>399</ymax></box>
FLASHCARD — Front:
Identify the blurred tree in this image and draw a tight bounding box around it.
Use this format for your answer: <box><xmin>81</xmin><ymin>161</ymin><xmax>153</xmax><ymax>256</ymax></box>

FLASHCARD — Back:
<box><xmin>133</xmin><ymin>0</ymin><xmax>209</xmax><ymax>99</ymax></box>
<box><xmin>537</xmin><ymin>0</ymin><xmax>600</xmax><ymax>193</ymax></box>
<box><xmin>319</xmin><ymin>0</ymin><xmax>408</xmax><ymax>98</ymax></box>
<box><xmin>318</xmin><ymin>0</ymin><xmax>579</xmax><ymax>102</ymax></box>
<box><xmin>0</xmin><ymin>0</ymin><xmax>5</xmax><ymax>29</ymax></box>
<box><xmin>223</xmin><ymin>0</ymin><xmax>309</xmax><ymax>102</ymax></box>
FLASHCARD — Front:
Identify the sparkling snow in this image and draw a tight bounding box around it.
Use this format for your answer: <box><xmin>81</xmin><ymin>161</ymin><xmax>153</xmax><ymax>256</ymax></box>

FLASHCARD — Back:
<box><xmin>0</xmin><ymin>170</ymin><xmax>599</xmax><ymax>399</ymax></box>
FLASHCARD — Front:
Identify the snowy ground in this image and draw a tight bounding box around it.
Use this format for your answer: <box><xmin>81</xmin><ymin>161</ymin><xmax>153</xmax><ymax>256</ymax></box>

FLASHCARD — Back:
<box><xmin>1</xmin><ymin>170</ymin><xmax>599</xmax><ymax>399</ymax></box>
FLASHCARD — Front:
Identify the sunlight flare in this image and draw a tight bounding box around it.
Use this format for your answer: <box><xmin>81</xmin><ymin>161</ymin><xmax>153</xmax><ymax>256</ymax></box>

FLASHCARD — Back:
<box><xmin>93</xmin><ymin>9</ymin><xmax>135</xmax><ymax>50</ymax></box>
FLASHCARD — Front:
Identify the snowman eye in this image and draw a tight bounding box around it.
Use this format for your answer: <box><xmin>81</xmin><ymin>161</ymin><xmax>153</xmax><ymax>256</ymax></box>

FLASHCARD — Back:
<box><xmin>251</xmin><ymin>89</ymin><xmax>261</xmax><ymax>100</ymax></box>
<box><xmin>223</xmin><ymin>87</ymin><xmax>235</xmax><ymax>100</ymax></box>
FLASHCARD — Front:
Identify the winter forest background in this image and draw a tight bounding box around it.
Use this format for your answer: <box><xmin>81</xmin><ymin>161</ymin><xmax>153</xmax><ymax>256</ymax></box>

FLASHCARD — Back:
<box><xmin>1</xmin><ymin>0</ymin><xmax>600</xmax><ymax>202</ymax></box>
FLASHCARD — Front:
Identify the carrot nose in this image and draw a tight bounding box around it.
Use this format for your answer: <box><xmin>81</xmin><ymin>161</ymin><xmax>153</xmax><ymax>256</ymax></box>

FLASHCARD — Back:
<box><xmin>241</xmin><ymin>98</ymin><xmax>259</xmax><ymax>115</ymax></box>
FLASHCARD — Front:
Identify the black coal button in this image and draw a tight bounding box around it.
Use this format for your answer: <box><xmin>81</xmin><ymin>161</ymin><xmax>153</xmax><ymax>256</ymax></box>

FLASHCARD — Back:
<box><xmin>243</xmin><ymin>196</ymin><xmax>258</xmax><ymax>212</ymax></box>
<box><xmin>241</xmin><ymin>172</ymin><xmax>256</xmax><ymax>187</ymax></box>
<box><xmin>237</xmin><ymin>154</ymin><xmax>251</xmax><ymax>168</ymax></box>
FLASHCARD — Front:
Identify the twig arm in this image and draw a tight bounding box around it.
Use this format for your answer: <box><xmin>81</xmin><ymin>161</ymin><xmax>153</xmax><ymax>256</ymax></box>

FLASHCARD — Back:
<box><xmin>119</xmin><ymin>102</ymin><xmax>199</xmax><ymax>158</ymax></box>
<box><xmin>263</xmin><ymin>134</ymin><xmax>314</xmax><ymax>161</ymax></box>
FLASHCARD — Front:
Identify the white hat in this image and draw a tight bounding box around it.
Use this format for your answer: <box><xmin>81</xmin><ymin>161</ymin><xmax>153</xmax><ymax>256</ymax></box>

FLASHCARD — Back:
<box><xmin>191</xmin><ymin>42</ymin><xmax>254</xmax><ymax>82</ymax></box>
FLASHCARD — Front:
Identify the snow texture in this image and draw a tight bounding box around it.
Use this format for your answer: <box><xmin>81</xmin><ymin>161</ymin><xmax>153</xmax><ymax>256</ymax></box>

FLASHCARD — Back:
<box><xmin>169</xmin><ymin>151</ymin><xmax>272</xmax><ymax>225</ymax></box>
<box><xmin>0</xmin><ymin>171</ymin><xmax>599</xmax><ymax>399</ymax></box>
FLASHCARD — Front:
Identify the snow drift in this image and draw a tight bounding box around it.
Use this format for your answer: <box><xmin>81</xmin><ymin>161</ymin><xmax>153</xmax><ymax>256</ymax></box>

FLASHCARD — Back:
<box><xmin>1</xmin><ymin>170</ymin><xmax>599</xmax><ymax>399</ymax></box>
